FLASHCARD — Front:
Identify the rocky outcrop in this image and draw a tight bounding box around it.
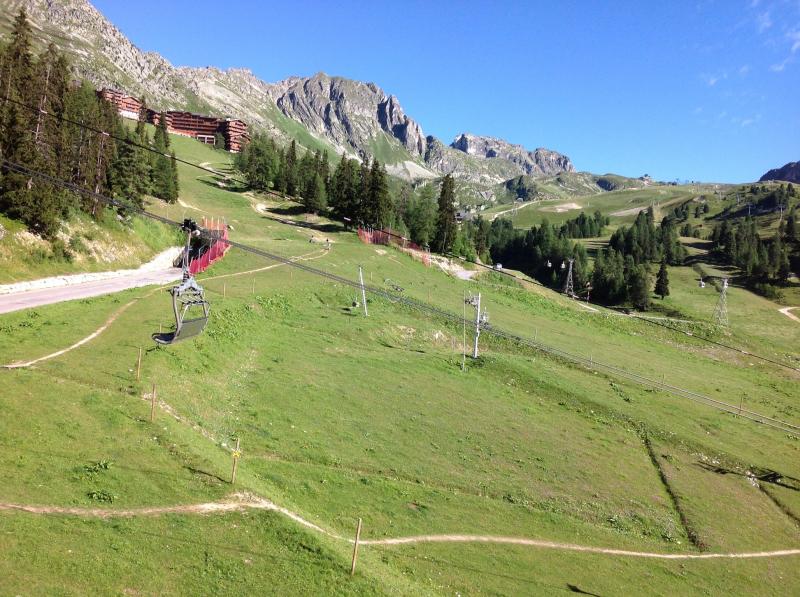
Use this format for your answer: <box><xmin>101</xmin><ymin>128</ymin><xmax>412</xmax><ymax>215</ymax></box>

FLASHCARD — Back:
<box><xmin>273</xmin><ymin>73</ymin><xmax>427</xmax><ymax>158</ymax></box>
<box><xmin>759</xmin><ymin>161</ymin><xmax>800</xmax><ymax>184</ymax></box>
<box><xmin>450</xmin><ymin>133</ymin><xmax>574</xmax><ymax>176</ymax></box>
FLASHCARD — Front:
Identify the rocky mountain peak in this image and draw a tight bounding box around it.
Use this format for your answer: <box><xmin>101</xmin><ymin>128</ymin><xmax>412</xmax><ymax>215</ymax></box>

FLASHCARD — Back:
<box><xmin>273</xmin><ymin>73</ymin><xmax>427</xmax><ymax>158</ymax></box>
<box><xmin>451</xmin><ymin>133</ymin><xmax>574</xmax><ymax>177</ymax></box>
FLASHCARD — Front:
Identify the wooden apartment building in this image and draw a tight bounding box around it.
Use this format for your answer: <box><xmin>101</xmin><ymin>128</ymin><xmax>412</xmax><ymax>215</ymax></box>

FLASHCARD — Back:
<box><xmin>97</xmin><ymin>88</ymin><xmax>250</xmax><ymax>152</ymax></box>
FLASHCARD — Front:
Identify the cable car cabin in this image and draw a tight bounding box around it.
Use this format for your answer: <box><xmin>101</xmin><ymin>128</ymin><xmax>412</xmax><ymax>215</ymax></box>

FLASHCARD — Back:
<box><xmin>152</xmin><ymin>276</ymin><xmax>210</xmax><ymax>345</ymax></box>
<box><xmin>153</xmin><ymin>218</ymin><xmax>211</xmax><ymax>345</ymax></box>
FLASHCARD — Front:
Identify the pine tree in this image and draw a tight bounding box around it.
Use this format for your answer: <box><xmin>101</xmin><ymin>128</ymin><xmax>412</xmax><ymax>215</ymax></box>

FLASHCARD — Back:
<box><xmin>369</xmin><ymin>159</ymin><xmax>392</xmax><ymax>228</ymax></box>
<box><xmin>357</xmin><ymin>156</ymin><xmax>371</xmax><ymax>225</ymax></box>
<box><xmin>628</xmin><ymin>264</ymin><xmax>651</xmax><ymax>310</ymax></box>
<box><xmin>655</xmin><ymin>260</ymin><xmax>670</xmax><ymax>299</ymax></box>
<box><xmin>433</xmin><ymin>174</ymin><xmax>457</xmax><ymax>253</ymax></box>
<box><xmin>303</xmin><ymin>172</ymin><xmax>327</xmax><ymax>213</ymax></box>
<box><xmin>135</xmin><ymin>97</ymin><xmax>148</xmax><ymax>143</ymax></box>
<box><xmin>285</xmin><ymin>140</ymin><xmax>298</xmax><ymax>196</ymax></box>
<box><xmin>786</xmin><ymin>208</ymin><xmax>797</xmax><ymax>242</ymax></box>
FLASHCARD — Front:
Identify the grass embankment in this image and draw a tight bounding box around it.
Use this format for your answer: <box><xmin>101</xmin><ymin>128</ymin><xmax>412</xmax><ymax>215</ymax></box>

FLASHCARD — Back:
<box><xmin>0</xmin><ymin>210</ymin><xmax>180</xmax><ymax>285</ymax></box>
<box><xmin>0</xmin><ymin>135</ymin><xmax>798</xmax><ymax>595</ymax></box>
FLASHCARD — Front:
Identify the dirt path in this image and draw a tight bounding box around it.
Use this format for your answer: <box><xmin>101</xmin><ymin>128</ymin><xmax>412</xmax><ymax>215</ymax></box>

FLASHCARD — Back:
<box><xmin>1</xmin><ymin>249</ymin><xmax>329</xmax><ymax>369</ymax></box>
<box><xmin>202</xmin><ymin>247</ymin><xmax>329</xmax><ymax>283</ymax></box>
<box><xmin>779</xmin><ymin>307</ymin><xmax>800</xmax><ymax>323</ymax></box>
<box><xmin>489</xmin><ymin>200</ymin><xmax>537</xmax><ymax>222</ymax></box>
<box><xmin>2</xmin><ymin>493</ymin><xmax>797</xmax><ymax>560</ymax></box>
<box><xmin>1</xmin><ymin>287</ymin><xmax>161</xmax><ymax>369</ymax></box>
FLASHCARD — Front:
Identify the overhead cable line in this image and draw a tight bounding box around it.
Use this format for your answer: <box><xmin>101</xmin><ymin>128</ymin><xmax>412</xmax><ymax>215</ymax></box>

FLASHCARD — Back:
<box><xmin>2</xmin><ymin>158</ymin><xmax>798</xmax><ymax>438</ymax></box>
<box><xmin>21</xmin><ymin>84</ymin><xmax>794</xmax><ymax>368</ymax></box>
<box><xmin>444</xmin><ymin>253</ymin><xmax>799</xmax><ymax>374</ymax></box>
<box><xmin>9</xmin><ymin>88</ymin><xmax>797</xmax><ymax>373</ymax></box>
<box><xmin>0</xmin><ymin>92</ymin><xmax>253</xmax><ymax>189</ymax></box>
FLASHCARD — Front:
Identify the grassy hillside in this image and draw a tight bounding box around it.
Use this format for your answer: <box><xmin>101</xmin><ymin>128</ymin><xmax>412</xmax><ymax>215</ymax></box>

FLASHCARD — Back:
<box><xmin>0</xmin><ymin>208</ymin><xmax>180</xmax><ymax>285</ymax></box>
<box><xmin>1</xmin><ymin>134</ymin><xmax>798</xmax><ymax>595</ymax></box>
<box><xmin>485</xmin><ymin>184</ymin><xmax>720</xmax><ymax>229</ymax></box>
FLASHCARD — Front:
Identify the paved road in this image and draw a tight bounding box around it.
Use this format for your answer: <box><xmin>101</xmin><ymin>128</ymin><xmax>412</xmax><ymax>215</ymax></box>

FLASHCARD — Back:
<box><xmin>0</xmin><ymin>268</ymin><xmax>181</xmax><ymax>315</ymax></box>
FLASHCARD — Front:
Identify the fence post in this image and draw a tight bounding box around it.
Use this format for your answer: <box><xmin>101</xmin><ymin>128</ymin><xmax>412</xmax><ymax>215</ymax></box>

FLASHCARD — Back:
<box><xmin>231</xmin><ymin>438</ymin><xmax>241</xmax><ymax>484</ymax></box>
<box><xmin>359</xmin><ymin>267</ymin><xmax>368</xmax><ymax>317</ymax></box>
<box><xmin>350</xmin><ymin>518</ymin><xmax>362</xmax><ymax>575</ymax></box>
<box><xmin>150</xmin><ymin>383</ymin><xmax>157</xmax><ymax>422</ymax></box>
<box><xmin>136</xmin><ymin>347</ymin><xmax>142</xmax><ymax>381</ymax></box>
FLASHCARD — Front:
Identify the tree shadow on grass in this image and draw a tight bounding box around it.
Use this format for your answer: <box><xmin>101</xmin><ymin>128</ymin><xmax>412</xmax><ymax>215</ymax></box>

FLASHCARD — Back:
<box><xmin>695</xmin><ymin>461</ymin><xmax>800</xmax><ymax>492</ymax></box>
<box><xmin>196</xmin><ymin>177</ymin><xmax>249</xmax><ymax>194</ymax></box>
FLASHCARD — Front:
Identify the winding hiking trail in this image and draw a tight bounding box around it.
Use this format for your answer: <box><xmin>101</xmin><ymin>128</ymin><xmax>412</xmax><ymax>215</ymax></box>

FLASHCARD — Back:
<box><xmin>1</xmin><ymin>493</ymin><xmax>798</xmax><ymax>561</ymax></box>
<box><xmin>0</xmin><ymin>248</ymin><xmax>329</xmax><ymax>369</ymax></box>
<box><xmin>779</xmin><ymin>306</ymin><xmax>800</xmax><ymax>323</ymax></box>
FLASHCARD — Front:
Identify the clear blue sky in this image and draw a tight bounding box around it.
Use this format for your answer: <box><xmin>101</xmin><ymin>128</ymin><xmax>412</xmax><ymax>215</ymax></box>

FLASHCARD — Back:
<box><xmin>93</xmin><ymin>0</ymin><xmax>799</xmax><ymax>183</ymax></box>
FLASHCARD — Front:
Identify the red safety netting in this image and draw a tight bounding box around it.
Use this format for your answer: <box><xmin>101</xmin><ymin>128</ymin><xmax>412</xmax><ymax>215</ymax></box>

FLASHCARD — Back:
<box><xmin>357</xmin><ymin>226</ymin><xmax>431</xmax><ymax>267</ymax></box>
<box><xmin>189</xmin><ymin>217</ymin><xmax>231</xmax><ymax>275</ymax></box>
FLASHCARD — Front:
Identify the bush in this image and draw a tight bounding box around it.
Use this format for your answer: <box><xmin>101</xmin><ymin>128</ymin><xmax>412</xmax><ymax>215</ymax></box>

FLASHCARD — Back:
<box><xmin>50</xmin><ymin>239</ymin><xmax>73</xmax><ymax>262</ymax></box>
<box><xmin>752</xmin><ymin>282</ymin><xmax>783</xmax><ymax>300</ymax></box>
<box><xmin>68</xmin><ymin>235</ymin><xmax>89</xmax><ymax>254</ymax></box>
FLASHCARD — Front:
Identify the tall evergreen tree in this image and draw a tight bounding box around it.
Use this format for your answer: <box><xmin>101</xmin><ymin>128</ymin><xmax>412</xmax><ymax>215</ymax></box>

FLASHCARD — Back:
<box><xmin>627</xmin><ymin>264</ymin><xmax>651</xmax><ymax>311</ymax></box>
<box><xmin>285</xmin><ymin>140</ymin><xmax>298</xmax><ymax>196</ymax></box>
<box><xmin>433</xmin><ymin>174</ymin><xmax>457</xmax><ymax>253</ymax></box>
<box><xmin>368</xmin><ymin>159</ymin><xmax>392</xmax><ymax>228</ymax></box>
<box><xmin>787</xmin><ymin>208</ymin><xmax>797</xmax><ymax>243</ymax></box>
<box><xmin>329</xmin><ymin>153</ymin><xmax>359</xmax><ymax>224</ymax></box>
<box><xmin>655</xmin><ymin>260</ymin><xmax>670</xmax><ymax>299</ymax></box>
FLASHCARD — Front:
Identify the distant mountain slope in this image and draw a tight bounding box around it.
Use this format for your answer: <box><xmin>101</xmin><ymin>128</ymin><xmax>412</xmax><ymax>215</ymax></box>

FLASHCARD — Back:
<box><xmin>759</xmin><ymin>161</ymin><xmax>800</xmax><ymax>184</ymax></box>
<box><xmin>0</xmin><ymin>0</ymin><xmax>575</xmax><ymax>183</ymax></box>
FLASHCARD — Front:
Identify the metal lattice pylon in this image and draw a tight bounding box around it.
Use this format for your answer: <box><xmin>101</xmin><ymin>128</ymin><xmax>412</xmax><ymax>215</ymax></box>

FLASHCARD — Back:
<box><xmin>563</xmin><ymin>259</ymin><xmax>575</xmax><ymax>297</ymax></box>
<box><xmin>713</xmin><ymin>278</ymin><xmax>729</xmax><ymax>326</ymax></box>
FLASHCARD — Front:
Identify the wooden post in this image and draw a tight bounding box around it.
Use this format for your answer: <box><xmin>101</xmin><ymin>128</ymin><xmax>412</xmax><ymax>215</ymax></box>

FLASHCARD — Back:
<box><xmin>150</xmin><ymin>383</ymin><xmax>157</xmax><ymax>422</ymax></box>
<box><xmin>231</xmin><ymin>438</ymin><xmax>241</xmax><ymax>484</ymax></box>
<box><xmin>223</xmin><ymin>283</ymin><xmax>226</xmax><ymax>298</ymax></box>
<box><xmin>350</xmin><ymin>518</ymin><xmax>362</xmax><ymax>575</ymax></box>
<box><xmin>136</xmin><ymin>347</ymin><xmax>142</xmax><ymax>381</ymax></box>
<box><xmin>358</xmin><ymin>267</ymin><xmax>368</xmax><ymax>317</ymax></box>
<box><xmin>252</xmin><ymin>277</ymin><xmax>255</xmax><ymax>295</ymax></box>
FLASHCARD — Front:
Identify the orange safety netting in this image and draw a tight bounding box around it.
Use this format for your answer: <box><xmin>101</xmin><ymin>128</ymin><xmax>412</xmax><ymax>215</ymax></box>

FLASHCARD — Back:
<box><xmin>357</xmin><ymin>226</ymin><xmax>431</xmax><ymax>267</ymax></box>
<box><xmin>189</xmin><ymin>217</ymin><xmax>231</xmax><ymax>275</ymax></box>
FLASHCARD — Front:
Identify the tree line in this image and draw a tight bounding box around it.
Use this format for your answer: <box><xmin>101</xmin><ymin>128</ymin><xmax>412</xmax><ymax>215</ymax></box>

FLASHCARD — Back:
<box><xmin>559</xmin><ymin>210</ymin><xmax>609</xmax><ymax>238</ymax></box>
<box><xmin>0</xmin><ymin>9</ymin><xmax>179</xmax><ymax>238</ymax></box>
<box><xmin>235</xmin><ymin>134</ymin><xmax>398</xmax><ymax>227</ymax></box>
<box><xmin>710</xmin><ymin>212</ymin><xmax>795</xmax><ymax>288</ymax></box>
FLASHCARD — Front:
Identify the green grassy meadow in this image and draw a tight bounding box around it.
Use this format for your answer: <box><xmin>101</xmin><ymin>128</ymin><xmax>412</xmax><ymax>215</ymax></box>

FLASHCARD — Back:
<box><xmin>1</xmin><ymin>135</ymin><xmax>798</xmax><ymax>595</ymax></box>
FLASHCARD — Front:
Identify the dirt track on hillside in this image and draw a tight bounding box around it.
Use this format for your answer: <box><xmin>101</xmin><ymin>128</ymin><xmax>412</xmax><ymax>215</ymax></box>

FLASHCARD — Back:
<box><xmin>0</xmin><ymin>248</ymin><xmax>329</xmax><ymax>369</ymax></box>
<box><xmin>2</xmin><ymin>493</ymin><xmax>798</xmax><ymax>560</ymax></box>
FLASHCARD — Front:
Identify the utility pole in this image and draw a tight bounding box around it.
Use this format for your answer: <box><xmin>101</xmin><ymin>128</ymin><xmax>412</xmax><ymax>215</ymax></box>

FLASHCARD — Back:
<box><xmin>713</xmin><ymin>278</ymin><xmax>729</xmax><ymax>326</ymax></box>
<box><xmin>358</xmin><ymin>266</ymin><xmax>368</xmax><ymax>317</ymax></box>
<box><xmin>563</xmin><ymin>259</ymin><xmax>575</xmax><ymax>297</ymax></box>
<box><xmin>465</xmin><ymin>293</ymin><xmax>488</xmax><ymax>358</ymax></box>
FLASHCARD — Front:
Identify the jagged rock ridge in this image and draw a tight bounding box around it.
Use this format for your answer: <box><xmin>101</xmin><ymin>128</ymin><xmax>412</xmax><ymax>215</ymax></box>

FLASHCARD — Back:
<box><xmin>451</xmin><ymin>133</ymin><xmax>574</xmax><ymax>177</ymax></box>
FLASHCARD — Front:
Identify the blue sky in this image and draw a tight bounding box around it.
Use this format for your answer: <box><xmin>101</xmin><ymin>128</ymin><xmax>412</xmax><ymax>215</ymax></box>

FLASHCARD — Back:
<box><xmin>93</xmin><ymin>0</ymin><xmax>799</xmax><ymax>182</ymax></box>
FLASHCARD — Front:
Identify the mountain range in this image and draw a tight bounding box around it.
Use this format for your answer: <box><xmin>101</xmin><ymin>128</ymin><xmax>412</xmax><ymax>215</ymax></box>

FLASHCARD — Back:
<box><xmin>0</xmin><ymin>0</ymin><xmax>575</xmax><ymax>186</ymax></box>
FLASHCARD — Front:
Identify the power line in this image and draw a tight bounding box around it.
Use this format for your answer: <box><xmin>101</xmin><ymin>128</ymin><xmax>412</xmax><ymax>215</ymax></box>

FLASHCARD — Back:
<box><xmin>2</xmin><ymin>158</ymin><xmax>798</xmax><ymax>438</ymax></box>
<box><xmin>445</xmin><ymin>253</ymin><xmax>798</xmax><ymax>374</ymax></box>
<box><xmin>0</xmin><ymin>91</ymin><xmax>256</xmax><ymax>190</ymax></box>
<box><xmin>6</xmin><ymin>90</ymin><xmax>792</xmax><ymax>373</ymax></box>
